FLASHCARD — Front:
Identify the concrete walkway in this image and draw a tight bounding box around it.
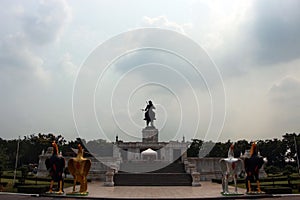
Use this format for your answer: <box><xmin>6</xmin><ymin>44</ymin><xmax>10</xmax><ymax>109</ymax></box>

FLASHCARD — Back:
<box><xmin>2</xmin><ymin>181</ymin><xmax>300</xmax><ymax>199</ymax></box>
<box><xmin>63</xmin><ymin>181</ymin><xmax>249</xmax><ymax>199</ymax></box>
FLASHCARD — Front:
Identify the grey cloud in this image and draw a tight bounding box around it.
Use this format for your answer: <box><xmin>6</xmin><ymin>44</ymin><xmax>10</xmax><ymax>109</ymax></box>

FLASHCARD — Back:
<box><xmin>0</xmin><ymin>0</ymin><xmax>73</xmax><ymax>83</ymax></box>
<box><xmin>107</xmin><ymin>28</ymin><xmax>223</xmax><ymax>92</ymax></box>
<box><xmin>214</xmin><ymin>0</ymin><xmax>300</xmax><ymax>78</ymax></box>
<box><xmin>252</xmin><ymin>0</ymin><xmax>300</xmax><ymax>64</ymax></box>
<box><xmin>111</xmin><ymin>50</ymin><xmax>208</xmax><ymax>91</ymax></box>
<box><xmin>269</xmin><ymin>77</ymin><xmax>300</xmax><ymax>106</ymax></box>
<box><xmin>0</xmin><ymin>33</ymin><xmax>45</xmax><ymax>83</ymax></box>
<box><xmin>267</xmin><ymin>76</ymin><xmax>300</xmax><ymax>134</ymax></box>
<box><xmin>0</xmin><ymin>1</ymin><xmax>74</xmax><ymax>139</ymax></box>
<box><xmin>22</xmin><ymin>0</ymin><xmax>71</xmax><ymax>45</ymax></box>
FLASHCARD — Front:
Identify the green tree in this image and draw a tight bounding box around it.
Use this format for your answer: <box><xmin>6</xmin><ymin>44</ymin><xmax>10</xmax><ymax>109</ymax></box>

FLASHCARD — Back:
<box><xmin>234</xmin><ymin>140</ymin><xmax>251</xmax><ymax>157</ymax></box>
<box><xmin>18</xmin><ymin>133</ymin><xmax>58</xmax><ymax>165</ymax></box>
<box><xmin>282</xmin><ymin>133</ymin><xmax>300</xmax><ymax>168</ymax></box>
<box><xmin>206</xmin><ymin>141</ymin><xmax>230</xmax><ymax>157</ymax></box>
<box><xmin>187</xmin><ymin>139</ymin><xmax>203</xmax><ymax>157</ymax></box>
<box><xmin>0</xmin><ymin>138</ymin><xmax>8</xmax><ymax>170</ymax></box>
<box><xmin>5</xmin><ymin>139</ymin><xmax>19</xmax><ymax>169</ymax></box>
<box><xmin>258</xmin><ymin>139</ymin><xmax>286</xmax><ymax>168</ymax></box>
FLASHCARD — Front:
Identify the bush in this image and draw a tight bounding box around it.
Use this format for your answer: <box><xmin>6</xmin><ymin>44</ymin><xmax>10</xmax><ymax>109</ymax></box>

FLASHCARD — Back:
<box><xmin>261</xmin><ymin>186</ymin><xmax>292</xmax><ymax>194</ymax></box>
<box><xmin>265</xmin><ymin>165</ymin><xmax>280</xmax><ymax>175</ymax></box>
<box><xmin>18</xmin><ymin>166</ymin><xmax>29</xmax><ymax>184</ymax></box>
<box><xmin>283</xmin><ymin>165</ymin><xmax>297</xmax><ymax>176</ymax></box>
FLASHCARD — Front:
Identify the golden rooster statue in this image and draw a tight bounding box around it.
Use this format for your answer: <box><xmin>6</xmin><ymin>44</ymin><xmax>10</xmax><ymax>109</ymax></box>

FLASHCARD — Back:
<box><xmin>67</xmin><ymin>144</ymin><xmax>91</xmax><ymax>195</ymax></box>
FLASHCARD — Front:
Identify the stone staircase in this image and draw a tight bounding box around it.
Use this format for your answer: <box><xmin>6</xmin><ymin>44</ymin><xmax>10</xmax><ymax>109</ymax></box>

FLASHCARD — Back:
<box><xmin>114</xmin><ymin>162</ymin><xmax>192</xmax><ymax>186</ymax></box>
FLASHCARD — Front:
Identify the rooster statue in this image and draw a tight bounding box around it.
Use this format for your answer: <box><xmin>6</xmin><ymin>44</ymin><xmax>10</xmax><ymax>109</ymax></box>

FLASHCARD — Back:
<box><xmin>244</xmin><ymin>142</ymin><xmax>265</xmax><ymax>193</ymax></box>
<box><xmin>45</xmin><ymin>141</ymin><xmax>65</xmax><ymax>194</ymax></box>
<box><xmin>67</xmin><ymin>144</ymin><xmax>91</xmax><ymax>195</ymax></box>
<box><xmin>219</xmin><ymin>143</ymin><xmax>243</xmax><ymax>195</ymax></box>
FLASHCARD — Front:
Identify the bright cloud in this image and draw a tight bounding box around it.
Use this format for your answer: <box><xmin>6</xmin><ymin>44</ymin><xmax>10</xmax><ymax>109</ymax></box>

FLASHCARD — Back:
<box><xmin>141</xmin><ymin>16</ymin><xmax>193</xmax><ymax>34</ymax></box>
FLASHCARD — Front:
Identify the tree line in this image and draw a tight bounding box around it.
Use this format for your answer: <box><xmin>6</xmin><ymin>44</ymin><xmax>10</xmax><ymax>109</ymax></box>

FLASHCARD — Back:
<box><xmin>0</xmin><ymin>133</ymin><xmax>111</xmax><ymax>172</ymax></box>
<box><xmin>0</xmin><ymin>133</ymin><xmax>79</xmax><ymax>171</ymax></box>
<box><xmin>187</xmin><ymin>133</ymin><xmax>300</xmax><ymax>174</ymax></box>
<box><xmin>0</xmin><ymin>132</ymin><xmax>299</xmax><ymax>174</ymax></box>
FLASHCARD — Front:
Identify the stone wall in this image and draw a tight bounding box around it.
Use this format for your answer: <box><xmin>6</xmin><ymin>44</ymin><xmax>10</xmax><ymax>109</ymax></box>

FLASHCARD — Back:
<box><xmin>187</xmin><ymin>157</ymin><xmax>267</xmax><ymax>181</ymax></box>
<box><xmin>187</xmin><ymin>157</ymin><xmax>222</xmax><ymax>181</ymax></box>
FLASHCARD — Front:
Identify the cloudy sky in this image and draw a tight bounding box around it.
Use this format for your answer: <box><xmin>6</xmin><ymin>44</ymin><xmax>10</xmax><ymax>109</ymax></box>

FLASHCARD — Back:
<box><xmin>0</xmin><ymin>0</ymin><xmax>299</xmax><ymax>143</ymax></box>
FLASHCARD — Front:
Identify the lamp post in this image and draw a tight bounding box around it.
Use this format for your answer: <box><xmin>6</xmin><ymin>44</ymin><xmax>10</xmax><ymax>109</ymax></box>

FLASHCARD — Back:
<box><xmin>13</xmin><ymin>136</ymin><xmax>20</xmax><ymax>185</ymax></box>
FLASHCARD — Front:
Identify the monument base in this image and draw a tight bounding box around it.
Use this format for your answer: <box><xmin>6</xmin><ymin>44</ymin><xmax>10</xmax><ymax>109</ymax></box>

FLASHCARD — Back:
<box><xmin>142</xmin><ymin>126</ymin><xmax>158</xmax><ymax>143</ymax></box>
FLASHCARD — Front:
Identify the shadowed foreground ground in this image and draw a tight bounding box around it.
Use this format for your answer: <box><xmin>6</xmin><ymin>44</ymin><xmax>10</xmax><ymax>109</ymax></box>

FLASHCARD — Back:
<box><xmin>1</xmin><ymin>181</ymin><xmax>300</xmax><ymax>199</ymax></box>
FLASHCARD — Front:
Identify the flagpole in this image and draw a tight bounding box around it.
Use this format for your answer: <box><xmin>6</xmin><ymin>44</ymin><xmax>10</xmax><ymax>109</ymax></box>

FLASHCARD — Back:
<box><xmin>294</xmin><ymin>136</ymin><xmax>300</xmax><ymax>175</ymax></box>
<box><xmin>13</xmin><ymin>136</ymin><xmax>20</xmax><ymax>185</ymax></box>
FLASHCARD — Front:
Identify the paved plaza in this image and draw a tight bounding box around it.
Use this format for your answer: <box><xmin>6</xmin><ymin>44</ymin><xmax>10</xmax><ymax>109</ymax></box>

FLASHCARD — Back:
<box><xmin>64</xmin><ymin>181</ymin><xmax>243</xmax><ymax>198</ymax></box>
<box><xmin>2</xmin><ymin>181</ymin><xmax>300</xmax><ymax>199</ymax></box>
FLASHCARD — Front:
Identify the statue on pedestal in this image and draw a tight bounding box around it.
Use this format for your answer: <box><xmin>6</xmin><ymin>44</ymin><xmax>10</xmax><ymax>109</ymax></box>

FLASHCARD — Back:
<box><xmin>67</xmin><ymin>144</ymin><xmax>91</xmax><ymax>195</ymax></box>
<box><xmin>219</xmin><ymin>144</ymin><xmax>243</xmax><ymax>195</ymax></box>
<box><xmin>142</xmin><ymin>100</ymin><xmax>156</xmax><ymax>127</ymax></box>
<box><xmin>45</xmin><ymin>141</ymin><xmax>65</xmax><ymax>194</ymax></box>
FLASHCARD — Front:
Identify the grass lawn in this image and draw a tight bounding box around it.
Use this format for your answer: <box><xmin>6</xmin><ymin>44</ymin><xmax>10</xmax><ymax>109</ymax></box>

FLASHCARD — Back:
<box><xmin>232</xmin><ymin>174</ymin><xmax>300</xmax><ymax>194</ymax></box>
<box><xmin>0</xmin><ymin>177</ymin><xmax>74</xmax><ymax>193</ymax></box>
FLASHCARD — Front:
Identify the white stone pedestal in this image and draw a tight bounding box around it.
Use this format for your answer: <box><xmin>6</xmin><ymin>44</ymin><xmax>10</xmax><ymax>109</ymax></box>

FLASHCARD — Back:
<box><xmin>104</xmin><ymin>170</ymin><xmax>114</xmax><ymax>187</ymax></box>
<box><xmin>192</xmin><ymin>172</ymin><xmax>201</xmax><ymax>187</ymax></box>
<box><xmin>142</xmin><ymin>127</ymin><xmax>158</xmax><ymax>143</ymax></box>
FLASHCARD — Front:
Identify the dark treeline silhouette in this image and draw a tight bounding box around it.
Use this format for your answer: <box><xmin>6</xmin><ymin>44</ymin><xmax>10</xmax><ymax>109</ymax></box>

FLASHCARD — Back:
<box><xmin>187</xmin><ymin>133</ymin><xmax>300</xmax><ymax>173</ymax></box>
<box><xmin>0</xmin><ymin>132</ymin><xmax>299</xmax><ymax>174</ymax></box>
<box><xmin>0</xmin><ymin>133</ymin><xmax>84</xmax><ymax>171</ymax></box>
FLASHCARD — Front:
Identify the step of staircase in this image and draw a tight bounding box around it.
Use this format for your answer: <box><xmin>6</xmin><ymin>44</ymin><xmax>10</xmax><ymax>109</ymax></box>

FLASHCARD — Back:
<box><xmin>119</xmin><ymin>161</ymin><xmax>186</xmax><ymax>173</ymax></box>
<box><xmin>114</xmin><ymin>173</ymin><xmax>192</xmax><ymax>186</ymax></box>
<box><xmin>153</xmin><ymin>162</ymin><xmax>186</xmax><ymax>173</ymax></box>
<box><xmin>114</xmin><ymin>162</ymin><xmax>192</xmax><ymax>186</ymax></box>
